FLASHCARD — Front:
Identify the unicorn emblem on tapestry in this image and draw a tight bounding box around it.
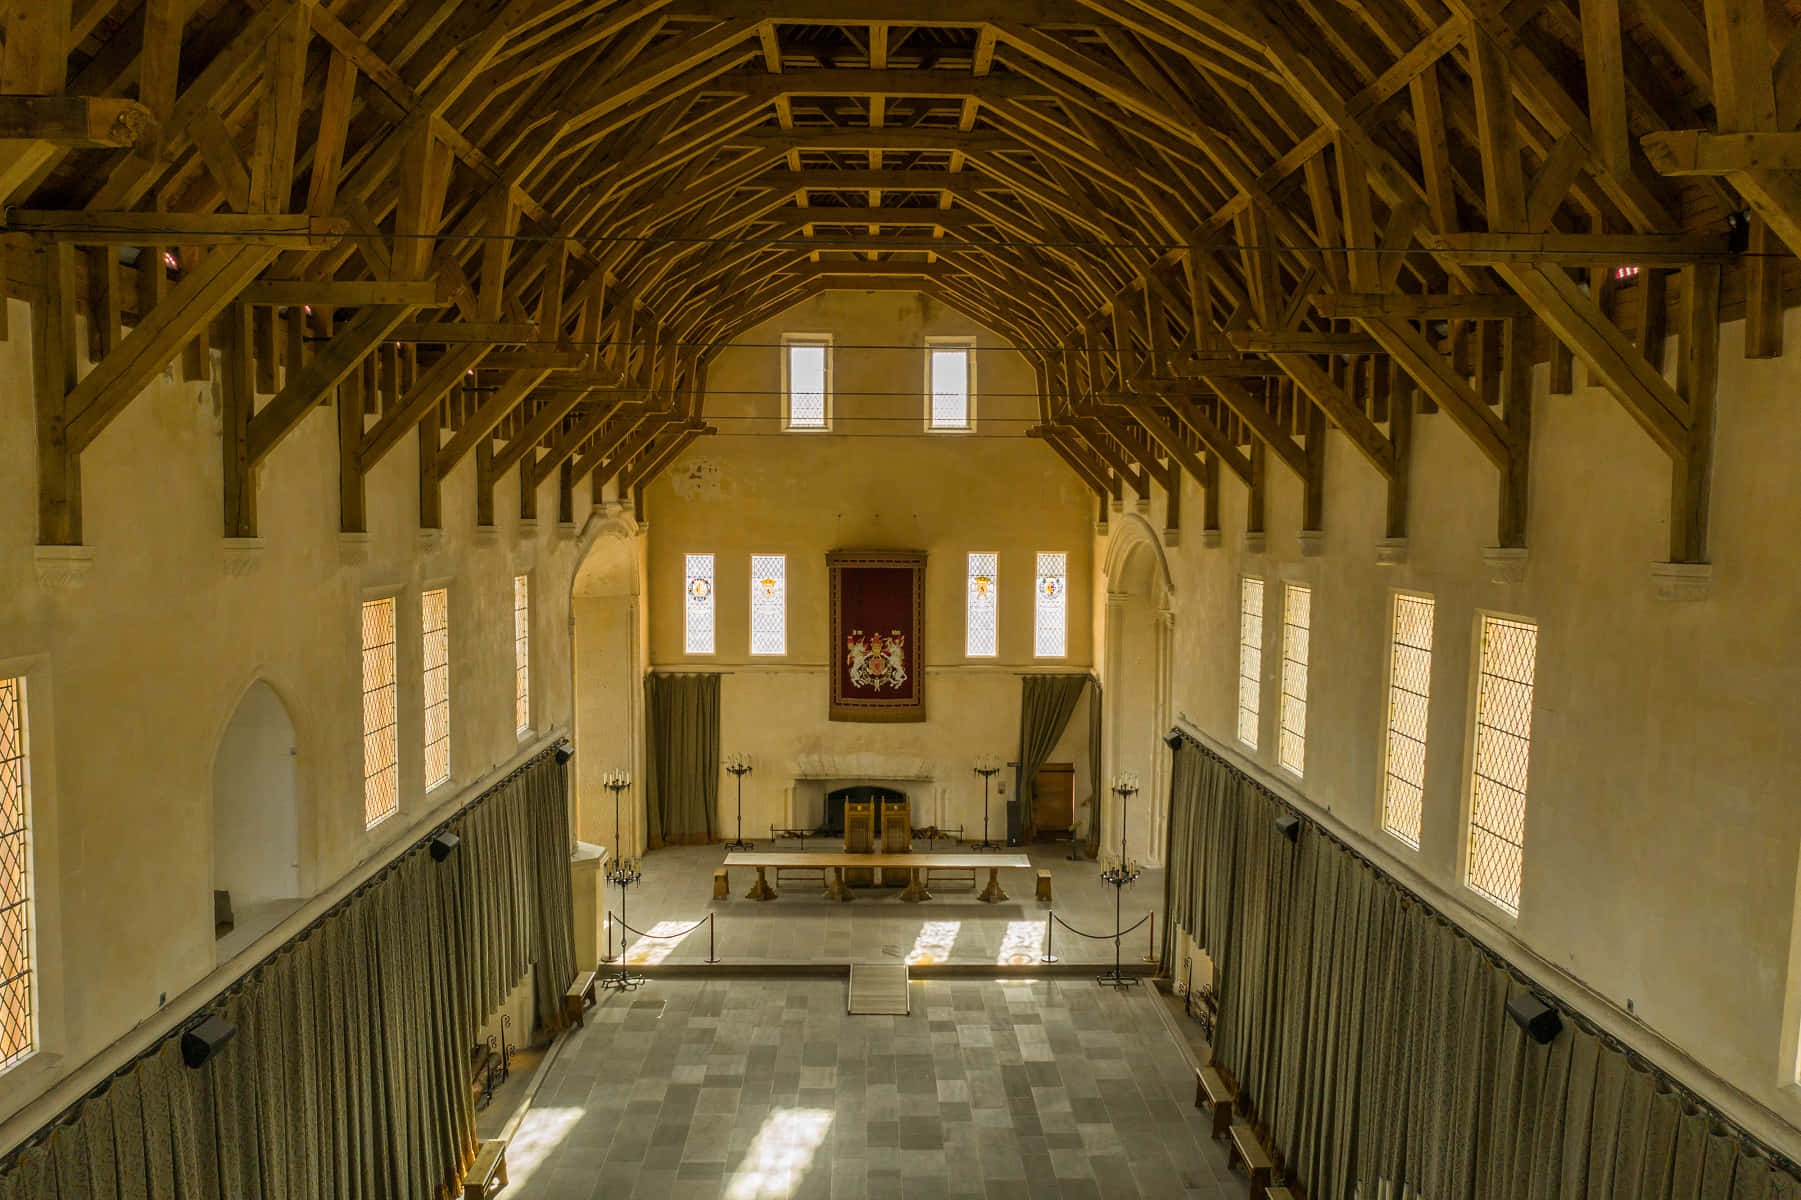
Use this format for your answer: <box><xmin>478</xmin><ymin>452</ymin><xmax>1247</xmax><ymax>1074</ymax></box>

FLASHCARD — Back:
<box><xmin>845</xmin><ymin>629</ymin><xmax>908</xmax><ymax>691</ymax></box>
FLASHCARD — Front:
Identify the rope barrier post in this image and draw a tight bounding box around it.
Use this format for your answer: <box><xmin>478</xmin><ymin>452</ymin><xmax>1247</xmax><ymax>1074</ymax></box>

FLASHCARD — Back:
<box><xmin>707</xmin><ymin>912</ymin><xmax>720</xmax><ymax>964</ymax></box>
<box><xmin>1040</xmin><ymin>909</ymin><xmax>1058</xmax><ymax>964</ymax></box>
<box><xmin>604</xmin><ymin>912</ymin><xmax>616</xmax><ymax>965</ymax></box>
<box><xmin>1143</xmin><ymin>912</ymin><xmax>1158</xmax><ymax>964</ymax></box>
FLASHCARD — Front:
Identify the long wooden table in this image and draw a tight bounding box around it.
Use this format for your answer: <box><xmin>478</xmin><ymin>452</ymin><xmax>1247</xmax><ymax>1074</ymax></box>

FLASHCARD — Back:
<box><xmin>722</xmin><ymin>851</ymin><xmax>1034</xmax><ymax>903</ymax></box>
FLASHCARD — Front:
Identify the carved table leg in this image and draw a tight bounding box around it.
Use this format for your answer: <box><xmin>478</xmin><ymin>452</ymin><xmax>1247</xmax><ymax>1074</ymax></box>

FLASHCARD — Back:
<box><xmin>746</xmin><ymin>866</ymin><xmax>777</xmax><ymax>901</ymax></box>
<box><xmin>899</xmin><ymin>868</ymin><xmax>932</xmax><ymax>903</ymax></box>
<box><xmin>978</xmin><ymin>867</ymin><xmax>1008</xmax><ymax>903</ymax></box>
<box><xmin>824</xmin><ymin>866</ymin><xmax>855</xmax><ymax>901</ymax></box>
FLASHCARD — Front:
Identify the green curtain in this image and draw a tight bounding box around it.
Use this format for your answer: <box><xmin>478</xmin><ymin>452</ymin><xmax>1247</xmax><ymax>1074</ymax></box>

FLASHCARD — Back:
<box><xmin>0</xmin><ymin>749</ymin><xmax>576</xmax><ymax>1200</ymax></box>
<box><xmin>643</xmin><ymin>673</ymin><xmax>719</xmax><ymax>846</ymax></box>
<box><xmin>1161</xmin><ymin>740</ymin><xmax>1801</xmax><ymax>1200</ymax></box>
<box><xmin>1085</xmin><ymin>679</ymin><xmax>1103</xmax><ymax>851</ymax></box>
<box><xmin>1014</xmin><ymin>674</ymin><xmax>1090</xmax><ymax>834</ymax></box>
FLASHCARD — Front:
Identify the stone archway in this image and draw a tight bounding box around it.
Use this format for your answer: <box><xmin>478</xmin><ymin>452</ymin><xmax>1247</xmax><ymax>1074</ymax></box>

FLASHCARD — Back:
<box><xmin>1101</xmin><ymin>514</ymin><xmax>1175</xmax><ymax>866</ymax></box>
<box><xmin>570</xmin><ymin>510</ymin><xmax>646</xmax><ymax>857</ymax></box>
<box><xmin>210</xmin><ymin>680</ymin><xmax>303</xmax><ymax>957</ymax></box>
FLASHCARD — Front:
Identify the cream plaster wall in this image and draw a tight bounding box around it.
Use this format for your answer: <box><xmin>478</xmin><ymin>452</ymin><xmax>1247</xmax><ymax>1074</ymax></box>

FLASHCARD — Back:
<box><xmin>1126</xmin><ymin>311</ymin><xmax>1801</xmax><ymax>1146</ymax></box>
<box><xmin>0</xmin><ymin>298</ymin><xmax>586</xmax><ymax>1128</ymax></box>
<box><xmin>633</xmin><ymin>291</ymin><xmax>1095</xmax><ymax>840</ymax></box>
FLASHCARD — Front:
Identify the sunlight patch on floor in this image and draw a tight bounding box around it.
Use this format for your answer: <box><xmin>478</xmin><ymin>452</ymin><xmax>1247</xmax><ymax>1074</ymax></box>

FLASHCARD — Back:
<box><xmin>904</xmin><ymin>920</ymin><xmax>961</xmax><ymax>965</ymax></box>
<box><xmin>500</xmin><ymin>1106</ymin><xmax>581</xmax><ymax>1191</ymax></box>
<box><xmin>997</xmin><ymin>919</ymin><xmax>1045</xmax><ymax>965</ymax></box>
<box><xmin>724</xmin><ymin>1107</ymin><xmax>833</xmax><ymax>1199</ymax></box>
<box><xmin>624</xmin><ymin>918</ymin><xmax>699</xmax><ymax>965</ymax></box>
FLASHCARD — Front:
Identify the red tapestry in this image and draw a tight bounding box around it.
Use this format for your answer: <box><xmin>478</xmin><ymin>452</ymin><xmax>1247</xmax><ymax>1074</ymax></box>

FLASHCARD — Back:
<box><xmin>828</xmin><ymin>549</ymin><xmax>926</xmax><ymax>723</ymax></box>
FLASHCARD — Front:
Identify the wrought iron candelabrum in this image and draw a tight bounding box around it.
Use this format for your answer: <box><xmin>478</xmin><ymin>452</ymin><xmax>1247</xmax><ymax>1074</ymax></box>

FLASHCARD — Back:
<box><xmin>602</xmin><ymin>770</ymin><xmax>646</xmax><ymax>992</ymax></box>
<box><xmin>724</xmin><ymin>752</ymin><xmax>754</xmax><ymax>851</ymax></box>
<box><xmin>1098</xmin><ymin>771</ymin><xmax>1143</xmax><ymax>987</ymax></box>
<box><xmin>972</xmin><ymin>756</ymin><xmax>1003</xmax><ymax>850</ymax></box>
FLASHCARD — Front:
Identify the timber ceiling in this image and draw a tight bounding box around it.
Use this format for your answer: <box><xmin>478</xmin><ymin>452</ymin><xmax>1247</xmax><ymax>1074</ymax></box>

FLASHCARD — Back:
<box><xmin>3</xmin><ymin>0</ymin><xmax>1793</xmax><ymax>559</ymax></box>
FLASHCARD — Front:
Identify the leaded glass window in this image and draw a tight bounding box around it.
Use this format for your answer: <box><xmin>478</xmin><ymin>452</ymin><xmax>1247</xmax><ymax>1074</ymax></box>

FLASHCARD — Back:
<box><xmin>1278</xmin><ymin>584</ymin><xmax>1311</xmax><ymax>776</ymax></box>
<box><xmin>685</xmin><ymin>554</ymin><xmax>715</xmax><ymax>654</ymax></box>
<box><xmin>1383</xmin><ymin>593</ymin><xmax>1434</xmax><ymax>849</ymax></box>
<box><xmin>422</xmin><ymin>588</ymin><xmax>450</xmax><ymax>791</ymax></box>
<box><xmin>0</xmin><ymin>676</ymin><xmax>33</xmax><ymax>1073</ymax></box>
<box><xmin>361</xmin><ymin>598</ymin><xmax>399</xmax><ymax>827</ymax></box>
<box><xmin>928</xmin><ymin>340</ymin><xmax>973</xmax><ymax>429</ymax></box>
<box><xmin>784</xmin><ymin>336</ymin><xmax>830</xmax><ymax>430</ymax></box>
<box><xmin>967</xmin><ymin>552</ymin><xmax>998</xmax><ymax>657</ymax></box>
<box><xmin>1237</xmin><ymin>578</ymin><xmax>1264</xmax><ymax>749</ymax></box>
<box><xmin>1034</xmin><ymin>552</ymin><xmax>1067</xmax><ymax>658</ymax></box>
<box><xmin>1467</xmin><ymin>614</ymin><xmax>1537</xmax><ymax>916</ymax></box>
<box><xmin>750</xmin><ymin>554</ymin><xmax>786</xmax><ymax>656</ymax></box>
<box><xmin>514</xmin><ymin>575</ymin><xmax>531</xmax><ymax>734</ymax></box>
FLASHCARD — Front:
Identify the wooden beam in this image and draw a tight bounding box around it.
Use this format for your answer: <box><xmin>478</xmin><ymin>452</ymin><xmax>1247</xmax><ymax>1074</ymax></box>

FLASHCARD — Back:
<box><xmin>242</xmin><ymin>280</ymin><xmax>447</xmax><ymax>307</ymax></box>
<box><xmin>1579</xmin><ymin>0</ymin><xmax>1630</xmax><ymax>176</ymax></box>
<box><xmin>222</xmin><ymin>304</ymin><xmax>257</xmax><ymax>537</ymax></box>
<box><xmin>1437</xmin><ymin>232</ymin><xmax>1733</xmax><ymax>266</ymax></box>
<box><xmin>0</xmin><ymin>97</ymin><xmax>155</xmax><ymax>146</ymax></box>
<box><xmin>248</xmin><ymin>305</ymin><xmax>416</xmax><ymax>465</ymax></box>
<box><xmin>34</xmin><ymin>243</ymin><xmax>80</xmax><ymax>545</ymax></box>
<box><xmin>1671</xmin><ymin>264</ymin><xmax>1721</xmax><ymax>561</ymax></box>
<box><xmin>1309</xmin><ymin>293</ymin><xmax>1533</xmax><ymax>319</ymax></box>
<box><xmin>2</xmin><ymin>211</ymin><xmax>348</xmax><ymax>246</ymax></box>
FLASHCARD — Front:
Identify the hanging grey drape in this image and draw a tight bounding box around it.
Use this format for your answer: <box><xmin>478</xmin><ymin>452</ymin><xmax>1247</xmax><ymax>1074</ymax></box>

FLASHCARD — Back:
<box><xmin>0</xmin><ymin>749</ymin><xmax>576</xmax><ymax>1200</ymax></box>
<box><xmin>1085</xmin><ymin>679</ymin><xmax>1103</xmax><ymax>850</ymax></box>
<box><xmin>643</xmin><ymin>672</ymin><xmax>719</xmax><ymax>846</ymax></box>
<box><xmin>1014</xmin><ymin>673</ymin><xmax>1090</xmax><ymax>834</ymax></box>
<box><xmin>1161</xmin><ymin>740</ymin><xmax>1801</xmax><ymax>1200</ymax></box>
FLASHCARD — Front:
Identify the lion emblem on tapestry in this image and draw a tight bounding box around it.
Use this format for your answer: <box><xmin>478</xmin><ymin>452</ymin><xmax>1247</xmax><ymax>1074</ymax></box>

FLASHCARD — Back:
<box><xmin>845</xmin><ymin>630</ymin><xmax>908</xmax><ymax>691</ymax></box>
<box><xmin>828</xmin><ymin>550</ymin><xmax>926</xmax><ymax>722</ymax></box>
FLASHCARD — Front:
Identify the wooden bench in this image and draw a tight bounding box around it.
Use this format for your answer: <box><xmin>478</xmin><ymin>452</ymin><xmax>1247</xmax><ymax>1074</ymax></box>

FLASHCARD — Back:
<box><xmin>463</xmin><ymin>1139</ymin><xmax>508</xmax><ymax>1200</ymax></box>
<box><xmin>1226</xmin><ymin>1123</ymin><xmax>1274</xmax><ymax>1200</ymax></box>
<box><xmin>712</xmin><ymin>867</ymin><xmax>729</xmax><ymax>900</ymax></box>
<box><xmin>924</xmin><ymin>866</ymin><xmax>977</xmax><ymax>890</ymax></box>
<box><xmin>1035</xmin><ymin>869</ymin><xmax>1052</xmax><ymax>902</ymax></box>
<box><xmin>1195</xmin><ymin>1066</ymin><xmax>1234</xmax><ymax>1140</ymax></box>
<box><xmin>563</xmin><ymin>969</ymin><xmax>597</xmax><ymax>1028</ymax></box>
<box><xmin>1266</xmin><ymin>1189</ymin><xmax>1296</xmax><ymax>1200</ymax></box>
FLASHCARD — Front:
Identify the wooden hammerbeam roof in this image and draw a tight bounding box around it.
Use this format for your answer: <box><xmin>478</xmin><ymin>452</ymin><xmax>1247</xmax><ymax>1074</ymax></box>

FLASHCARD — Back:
<box><xmin>2</xmin><ymin>0</ymin><xmax>1793</xmax><ymax>560</ymax></box>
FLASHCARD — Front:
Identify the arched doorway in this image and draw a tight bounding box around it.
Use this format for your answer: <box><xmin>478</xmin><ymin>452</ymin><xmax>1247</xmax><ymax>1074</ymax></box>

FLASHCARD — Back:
<box><xmin>211</xmin><ymin>680</ymin><xmax>302</xmax><ymax>959</ymax></box>
<box><xmin>1102</xmin><ymin>516</ymin><xmax>1175</xmax><ymax>866</ymax></box>
<box><xmin>570</xmin><ymin>516</ymin><xmax>646</xmax><ymax>857</ymax></box>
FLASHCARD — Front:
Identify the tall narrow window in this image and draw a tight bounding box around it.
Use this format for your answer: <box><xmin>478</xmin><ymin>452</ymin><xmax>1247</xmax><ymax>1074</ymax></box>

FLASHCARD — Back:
<box><xmin>1034</xmin><ymin>552</ymin><xmax>1067</xmax><ymax>658</ymax></box>
<box><xmin>1467</xmin><ymin>614</ymin><xmax>1537</xmax><ymax>916</ymax></box>
<box><xmin>783</xmin><ymin>335</ymin><xmax>831</xmax><ymax>430</ymax></box>
<box><xmin>0</xmin><ymin>677</ymin><xmax>34</xmax><ymax>1072</ymax></box>
<box><xmin>1278</xmin><ymin>585</ymin><xmax>1311</xmax><ymax>776</ymax></box>
<box><xmin>749</xmin><ymin>555</ymin><xmax>786</xmax><ymax>656</ymax></box>
<box><xmin>1383</xmin><ymin>593</ymin><xmax>1434</xmax><ymax>848</ymax></box>
<box><xmin>513</xmin><ymin>575</ymin><xmax>531</xmax><ymax>735</ymax></box>
<box><xmin>685</xmin><ymin>554</ymin><xmax>715</xmax><ymax>655</ymax></box>
<box><xmin>1237</xmin><ymin>578</ymin><xmax>1264</xmax><ymax>749</ymax></box>
<box><xmin>361</xmin><ymin>597</ymin><xmax>399</xmax><ymax>827</ymax></box>
<box><xmin>422</xmin><ymin>588</ymin><xmax>451</xmax><ymax>791</ymax></box>
<box><xmin>967</xmin><ymin>552</ymin><xmax>998</xmax><ymax>657</ymax></box>
<box><xmin>927</xmin><ymin>338</ymin><xmax>974</xmax><ymax>429</ymax></box>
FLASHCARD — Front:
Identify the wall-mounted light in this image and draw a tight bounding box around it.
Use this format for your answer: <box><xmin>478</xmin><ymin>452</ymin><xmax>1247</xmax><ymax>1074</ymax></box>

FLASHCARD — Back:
<box><xmin>1162</xmin><ymin>728</ymin><xmax>1183</xmax><ymax>750</ymax></box>
<box><xmin>555</xmin><ymin>743</ymin><xmax>574</xmax><ymax>766</ymax></box>
<box><xmin>1274</xmin><ymin>813</ymin><xmax>1300</xmax><ymax>842</ymax></box>
<box><xmin>1506</xmin><ymin>991</ymin><xmax>1563</xmax><ymax>1045</ymax></box>
<box><xmin>429</xmin><ymin>830</ymin><xmax>460</xmax><ymax>862</ymax></box>
<box><xmin>181</xmin><ymin>1014</ymin><xmax>237</xmax><ymax>1068</ymax></box>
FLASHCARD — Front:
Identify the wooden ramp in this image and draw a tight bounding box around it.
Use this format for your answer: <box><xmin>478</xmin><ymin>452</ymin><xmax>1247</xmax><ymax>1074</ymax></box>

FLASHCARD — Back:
<box><xmin>847</xmin><ymin>963</ymin><xmax>910</xmax><ymax>1015</ymax></box>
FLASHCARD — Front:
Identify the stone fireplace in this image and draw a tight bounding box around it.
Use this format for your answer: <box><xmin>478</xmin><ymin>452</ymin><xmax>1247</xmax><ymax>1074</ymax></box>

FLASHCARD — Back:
<box><xmin>784</xmin><ymin>752</ymin><xmax>948</xmax><ymax>835</ymax></box>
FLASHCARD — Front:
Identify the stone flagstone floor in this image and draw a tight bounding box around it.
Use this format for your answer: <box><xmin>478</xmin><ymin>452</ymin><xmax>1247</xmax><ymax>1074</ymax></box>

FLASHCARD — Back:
<box><xmin>505</xmin><ymin>978</ymin><xmax>1239</xmax><ymax>1199</ymax></box>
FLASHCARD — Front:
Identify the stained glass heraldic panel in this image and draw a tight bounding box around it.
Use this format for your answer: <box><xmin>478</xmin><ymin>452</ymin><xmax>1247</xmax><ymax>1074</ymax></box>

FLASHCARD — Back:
<box><xmin>1237</xmin><ymin>578</ymin><xmax>1264</xmax><ymax>749</ymax></box>
<box><xmin>1383</xmin><ymin>593</ymin><xmax>1434</xmax><ymax>848</ymax></box>
<box><xmin>967</xmin><ymin>552</ymin><xmax>998</xmax><ymax>657</ymax></box>
<box><xmin>361</xmin><ymin>597</ymin><xmax>399</xmax><ymax>827</ymax></box>
<box><xmin>422</xmin><ymin>588</ymin><xmax>451</xmax><ymax>791</ymax></box>
<box><xmin>685</xmin><ymin>554</ymin><xmax>715</xmax><ymax>654</ymax></box>
<box><xmin>1468</xmin><ymin>614</ymin><xmax>1537</xmax><ymax>916</ymax></box>
<box><xmin>0</xmin><ymin>677</ymin><xmax>33</xmax><ymax>1072</ymax></box>
<box><xmin>750</xmin><ymin>554</ymin><xmax>786</xmax><ymax>656</ymax></box>
<box><xmin>1034</xmin><ymin>552</ymin><xmax>1067</xmax><ymax>657</ymax></box>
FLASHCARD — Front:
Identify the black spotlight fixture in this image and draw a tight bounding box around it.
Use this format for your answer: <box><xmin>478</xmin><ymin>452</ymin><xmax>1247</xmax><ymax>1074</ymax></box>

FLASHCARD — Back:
<box><xmin>181</xmin><ymin>1014</ymin><xmax>237</xmax><ymax>1069</ymax></box>
<box><xmin>1274</xmin><ymin>812</ymin><xmax>1301</xmax><ymax>842</ymax></box>
<box><xmin>1726</xmin><ymin>208</ymin><xmax>1752</xmax><ymax>255</ymax></box>
<box><xmin>555</xmin><ymin>742</ymin><xmax>574</xmax><ymax>766</ymax></box>
<box><xmin>1506</xmin><ymin>991</ymin><xmax>1563</xmax><ymax>1045</ymax></box>
<box><xmin>1162</xmin><ymin>727</ymin><xmax>1183</xmax><ymax>750</ymax></box>
<box><xmin>429</xmin><ymin>830</ymin><xmax>460</xmax><ymax>862</ymax></box>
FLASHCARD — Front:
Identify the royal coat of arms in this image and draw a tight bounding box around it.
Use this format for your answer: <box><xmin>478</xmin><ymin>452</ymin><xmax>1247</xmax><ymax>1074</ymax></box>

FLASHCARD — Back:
<box><xmin>845</xmin><ymin>629</ymin><xmax>908</xmax><ymax>691</ymax></box>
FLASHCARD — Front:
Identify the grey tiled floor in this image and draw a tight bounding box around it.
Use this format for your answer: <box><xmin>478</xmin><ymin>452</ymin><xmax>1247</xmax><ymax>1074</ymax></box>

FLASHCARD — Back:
<box><xmin>614</xmin><ymin>844</ymin><xmax>1165</xmax><ymax>968</ymax></box>
<box><xmin>508</xmin><ymin>979</ymin><xmax>1238</xmax><ymax>1199</ymax></box>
